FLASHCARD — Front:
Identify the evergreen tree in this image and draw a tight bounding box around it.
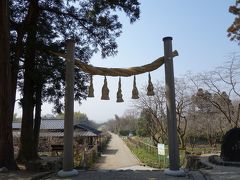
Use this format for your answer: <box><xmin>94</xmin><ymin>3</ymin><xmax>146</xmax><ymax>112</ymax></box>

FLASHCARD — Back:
<box><xmin>10</xmin><ymin>0</ymin><xmax>140</xmax><ymax>162</ymax></box>
<box><xmin>0</xmin><ymin>0</ymin><xmax>18</xmax><ymax>170</ymax></box>
<box><xmin>228</xmin><ymin>0</ymin><xmax>240</xmax><ymax>43</ymax></box>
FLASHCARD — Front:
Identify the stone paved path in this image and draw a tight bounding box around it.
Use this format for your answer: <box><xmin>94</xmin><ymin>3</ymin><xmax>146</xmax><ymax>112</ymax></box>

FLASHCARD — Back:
<box><xmin>200</xmin><ymin>154</ymin><xmax>240</xmax><ymax>180</ymax></box>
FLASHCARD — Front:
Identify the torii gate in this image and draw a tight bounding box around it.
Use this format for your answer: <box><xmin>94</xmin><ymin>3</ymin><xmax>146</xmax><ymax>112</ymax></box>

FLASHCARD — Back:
<box><xmin>55</xmin><ymin>37</ymin><xmax>185</xmax><ymax>177</ymax></box>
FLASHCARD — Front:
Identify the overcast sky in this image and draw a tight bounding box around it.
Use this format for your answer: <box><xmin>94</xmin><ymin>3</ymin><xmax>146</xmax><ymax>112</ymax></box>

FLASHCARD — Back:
<box><xmin>15</xmin><ymin>1</ymin><xmax>240</xmax><ymax>123</ymax></box>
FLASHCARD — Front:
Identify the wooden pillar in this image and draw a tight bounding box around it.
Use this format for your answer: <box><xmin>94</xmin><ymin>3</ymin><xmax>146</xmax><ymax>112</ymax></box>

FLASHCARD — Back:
<box><xmin>163</xmin><ymin>37</ymin><xmax>185</xmax><ymax>176</ymax></box>
<box><xmin>57</xmin><ymin>40</ymin><xmax>78</xmax><ymax>177</ymax></box>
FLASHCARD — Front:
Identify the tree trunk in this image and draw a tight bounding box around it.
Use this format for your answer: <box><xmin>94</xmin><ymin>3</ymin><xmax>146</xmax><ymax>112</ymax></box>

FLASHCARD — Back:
<box><xmin>17</xmin><ymin>46</ymin><xmax>36</xmax><ymax>161</ymax></box>
<box><xmin>179</xmin><ymin>134</ymin><xmax>186</xmax><ymax>149</ymax></box>
<box><xmin>10</xmin><ymin>31</ymin><xmax>24</xmax><ymax>126</ymax></box>
<box><xmin>0</xmin><ymin>0</ymin><xmax>18</xmax><ymax>170</ymax></box>
<box><xmin>33</xmin><ymin>83</ymin><xmax>43</xmax><ymax>157</ymax></box>
<box><xmin>17</xmin><ymin>0</ymin><xmax>39</xmax><ymax>162</ymax></box>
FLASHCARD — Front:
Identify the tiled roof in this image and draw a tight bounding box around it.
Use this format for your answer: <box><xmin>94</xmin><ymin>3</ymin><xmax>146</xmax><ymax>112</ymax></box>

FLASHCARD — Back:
<box><xmin>13</xmin><ymin>120</ymin><xmax>64</xmax><ymax>130</ymax></box>
<box><xmin>12</xmin><ymin>119</ymin><xmax>101</xmax><ymax>137</ymax></box>
<box><xmin>13</xmin><ymin>131</ymin><xmax>97</xmax><ymax>137</ymax></box>
<box><xmin>41</xmin><ymin>119</ymin><xmax>64</xmax><ymax>130</ymax></box>
<box><xmin>74</xmin><ymin>124</ymin><xmax>102</xmax><ymax>135</ymax></box>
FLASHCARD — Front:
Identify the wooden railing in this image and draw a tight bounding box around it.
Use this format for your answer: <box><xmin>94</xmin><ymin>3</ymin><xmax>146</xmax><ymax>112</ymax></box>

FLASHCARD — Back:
<box><xmin>128</xmin><ymin>137</ymin><xmax>158</xmax><ymax>155</ymax></box>
<box><xmin>127</xmin><ymin>137</ymin><xmax>186</xmax><ymax>166</ymax></box>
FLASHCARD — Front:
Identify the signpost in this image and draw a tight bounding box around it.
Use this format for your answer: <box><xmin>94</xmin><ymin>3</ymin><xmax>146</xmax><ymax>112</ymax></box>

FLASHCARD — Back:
<box><xmin>158</xmin><ymin>144</ymin><xmax>165</xmax><ymax>156</ymax></box>
<box><xmin>158</xmin><ymin>144</ymin><xmax>166</xmax><ymax>166</ymax></box>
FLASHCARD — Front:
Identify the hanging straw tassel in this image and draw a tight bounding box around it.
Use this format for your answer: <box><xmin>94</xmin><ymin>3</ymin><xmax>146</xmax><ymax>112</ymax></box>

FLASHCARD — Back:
<box><xmin>88</xmin><ymin>75</ymin><xmax>94</xmax><ymax>97</ymax></box>
<box><xmin>101</xmin><ymin>76</ymin><xmax>110</xmax><ymax>100</ymax></box>
<box><xmin>147</xmin><ymin>73</ymin><xmax>155</xmax><ymax>96</ymax></box>
<box><xmin>116</xmin><ymin>77</ymin><xmax>124</xmax><ymax>102</ymax></box>
<box><xmin>132</xmin><ymin>76</ymin><xmax>139</xmax><ymax>99</ymax></box>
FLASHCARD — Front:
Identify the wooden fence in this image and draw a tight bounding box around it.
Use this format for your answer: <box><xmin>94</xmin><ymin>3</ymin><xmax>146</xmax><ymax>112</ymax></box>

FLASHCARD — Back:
<box><xmin>74</xmin><ymin>144</ymin><xmax>98</xmax><ymax>169</ymax></box>
<box><xmin>127</xmin><ymin>137</ymin><xmax>186</xmax><ymax>166</ymax></box>
<box><xmin>128</xmin><ymin>137</ymin><xmax>158</xmax><ymax>154</ymax></box>
<box><xmin>74</xmin><ymin>133</ymin><xmax>111</xmax><ymax>169</ymax></box>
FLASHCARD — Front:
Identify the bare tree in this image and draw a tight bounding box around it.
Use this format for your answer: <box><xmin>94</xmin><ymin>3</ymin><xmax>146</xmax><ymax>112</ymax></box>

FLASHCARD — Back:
<box><xmin>175</xmin><ymin>78</ymin><xmax>192</xmax><ymax>148</ymax></box>
<box><xmin>133</xmin><ymin>80</ymin><xmax>191</xmax><ymax>148</ymax></box>
<box><xmin>185</xmin><ymin>55</ymin><xmax>240</xmax><ymax>148</ymax></box>
<box><xmin>191</xmin><ymin>88</ymin><xmax>223</xmax><ymax>148</ymax></box>
<box><xmin>133</xmin><ymin>82</ymin><xmax>167</xmax><ymax>145</ymax></box>
<box><xmin>104</xmin><ymin>118</ymin><xmax>118</xmax><ymax>133</ymax></box>
<box><xmin>104</xmin><ymin>110</ymin><xmax>138</xmax><ymax>136</ymax></box>
<box><xmin>197</xmin><ymin>54</ymin><xmax>240</xmax><ymax>128</ymax></box>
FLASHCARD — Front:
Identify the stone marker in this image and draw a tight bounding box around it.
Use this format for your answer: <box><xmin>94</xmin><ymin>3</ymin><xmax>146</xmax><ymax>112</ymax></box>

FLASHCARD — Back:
<box><xmin>221</xmin><ymin>128</ymin><xmax>240</xmax><ymax>162</ymax></box>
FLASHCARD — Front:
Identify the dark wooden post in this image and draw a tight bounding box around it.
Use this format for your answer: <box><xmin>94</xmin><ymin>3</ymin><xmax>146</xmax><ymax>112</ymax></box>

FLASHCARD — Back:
<box><xmin>163</xmin><ymin>37</ymin><xmax>185</xmax><ymax>176</ymax></box>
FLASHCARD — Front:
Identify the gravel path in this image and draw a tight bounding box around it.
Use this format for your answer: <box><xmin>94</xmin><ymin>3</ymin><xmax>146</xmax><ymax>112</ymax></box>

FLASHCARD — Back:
<box><xmin>93</xmin><ymin>133</ymin><xmax>140</xmax><ymax>170</ymax></box>
<box><xmin>93</xmin><ymin>133</ymin><xmax>157</xmax><ymax>170</ymax></box>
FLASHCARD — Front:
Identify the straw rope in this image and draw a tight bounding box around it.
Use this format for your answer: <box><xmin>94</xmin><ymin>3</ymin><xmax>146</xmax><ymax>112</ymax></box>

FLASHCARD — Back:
<box><xmin>50</xmin><ymin>50</ymin><xmax>178</xmax><ymax>77</ymax></box>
